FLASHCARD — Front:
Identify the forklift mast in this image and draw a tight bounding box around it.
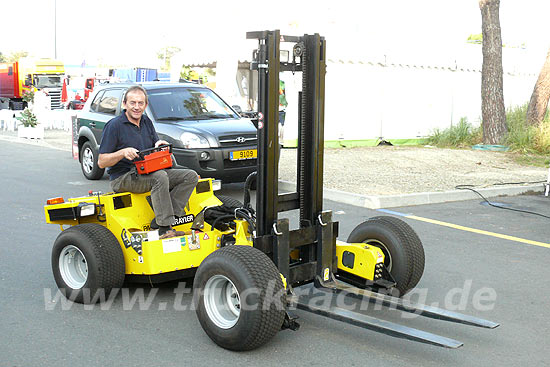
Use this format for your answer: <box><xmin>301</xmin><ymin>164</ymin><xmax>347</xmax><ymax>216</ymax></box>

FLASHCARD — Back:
<box><xmin>246</xmin><ymin>32</ymin><xmax>499</xmax><ymax>349</ymax></box>
<box><xmin>248</xmin><ymin>30</ymin><xmax>335</xmax><ymax>286</ymax></box>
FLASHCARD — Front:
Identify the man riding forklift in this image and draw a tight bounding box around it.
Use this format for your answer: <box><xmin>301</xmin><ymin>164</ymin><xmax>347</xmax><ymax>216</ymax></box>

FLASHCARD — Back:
<box><xmin>98</xmin><ymin>85</ymin><xmax>199</xmax><ymax>239</ymax></box>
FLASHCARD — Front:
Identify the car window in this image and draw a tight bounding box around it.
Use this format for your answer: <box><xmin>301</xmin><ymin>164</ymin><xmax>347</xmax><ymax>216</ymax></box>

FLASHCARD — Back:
<box><xmin>90</xmin><ymin>90</ymin><xmax>104</xmax><ymax>112</ymax></box>
<box><xmin>97</xmin><ymin>89</ymin><xmax>122</xmax><ymax>115</ymax></box>
<box><xmin>147</xmin><ymin>88</ymin><xmax>238</xmax><ymax>121</ymax></box>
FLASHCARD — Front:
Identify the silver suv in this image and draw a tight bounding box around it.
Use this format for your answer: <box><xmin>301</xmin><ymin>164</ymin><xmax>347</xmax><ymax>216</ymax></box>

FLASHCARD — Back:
<box><xmin>76</xmin><ymin>82</ymin><xmax>257</xmax><ymax>183</ymax></box>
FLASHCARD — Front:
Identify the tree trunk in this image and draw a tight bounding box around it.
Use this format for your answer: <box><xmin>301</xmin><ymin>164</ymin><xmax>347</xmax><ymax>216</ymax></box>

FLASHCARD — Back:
<box><xmin>479</xmin><ymin>0</ymin><xmax>507</xmax><ymax>144</ymax></box>
<box><xmin>526</xmin><ymin>47</ymin><xmax>550</xmax><ymax>125</ymax></box>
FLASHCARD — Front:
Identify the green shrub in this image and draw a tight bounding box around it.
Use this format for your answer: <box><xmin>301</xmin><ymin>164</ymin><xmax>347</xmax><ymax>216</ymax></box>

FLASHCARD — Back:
<box><xmin>505</xmin><ymin>103</ymin><xmax>550</xmax><ymax>154</ymax></box>
<box><xmin>22</xmin><ymin>90</ymin><xmax>34</xmax><ymax>104</ymax></box>
<box><xmin>427</xmin><ymin>117</ymin><xmax>481</xmax><ymax>147</ymax></box>
<box><xmin>427</xmin><ymin>104</ymin><xmax>550</xmax><ymax>153</ymax></box>
<box><xmin>533</xmin><ymin>119</ymin><xmax>550</xmax><ymax>154</ymax></box>
<box><xmin>426</xmin><ymin>103</ymin><xmax>550</xmax><ymax>165</ymax></box>
<box><xmin>16</xmin><ymin>108</ymin><xmax>38</xmax><ymax>128</ymax></box>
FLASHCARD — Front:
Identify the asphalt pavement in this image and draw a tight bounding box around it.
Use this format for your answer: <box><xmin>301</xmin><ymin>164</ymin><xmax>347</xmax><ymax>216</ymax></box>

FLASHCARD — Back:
<box><xmin>1</xmin><ymin>139</ymin><xmax>550</xmax><ymax>366</ymax></box>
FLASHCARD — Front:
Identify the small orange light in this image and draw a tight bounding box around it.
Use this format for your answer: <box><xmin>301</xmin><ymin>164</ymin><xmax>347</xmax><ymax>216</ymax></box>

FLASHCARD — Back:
<box><xmin>47</xmin><ymin>197</ymin><xmax>65</xmax><ymax>205</ymax></box>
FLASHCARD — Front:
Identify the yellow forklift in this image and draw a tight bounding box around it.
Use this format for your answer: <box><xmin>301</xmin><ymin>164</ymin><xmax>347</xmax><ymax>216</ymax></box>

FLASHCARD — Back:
<box><xmin>44</xmin><ymin>30</ymin><xmax>498</xmax><ymax>351</ymax></box>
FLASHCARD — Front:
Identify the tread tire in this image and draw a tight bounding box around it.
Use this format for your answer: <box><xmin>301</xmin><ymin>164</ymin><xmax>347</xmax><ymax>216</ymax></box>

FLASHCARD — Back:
<box><xmin>80</xmin><ymin>141</ymin><xmax>105</xmax><ymax>180</ymax></box>
<box><xmin>347</xmin><ymin>216</ymin><xmax>425</xmax><ymax>296</ymax></box>
<box><xmin>51</xmin><ymin>223</ymin><xmax>125</xmax><ymax>304</ymax></box>
<box><xmin>194</xmin><ymin>245</ymin><xmax>285</xmax><ymax>351</ymax></box>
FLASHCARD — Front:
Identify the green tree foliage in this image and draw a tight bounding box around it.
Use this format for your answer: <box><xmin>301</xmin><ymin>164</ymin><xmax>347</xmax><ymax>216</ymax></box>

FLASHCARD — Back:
<box><xmin>157</xmin><ymin>46</ymin><xmax>181</xmax><ymax>71</ymax></box>
<box><xmin>467</xmin><ymin>33</ymin><xmax>482</xmax><ymax>44</ymax></box>
<box><xmin>180</xmin><ymin>66</ymin><xmax>210</xmax><ymax>83</ymax></box>
<box><xmin>5</xmin><ymin>51</ymin><xmax>29</xmax><ymax>62</ymax></box>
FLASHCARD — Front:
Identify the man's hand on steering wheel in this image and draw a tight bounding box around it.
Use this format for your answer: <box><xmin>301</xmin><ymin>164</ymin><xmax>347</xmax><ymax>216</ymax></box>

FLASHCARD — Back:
<box><xmin>155</xmin><ymin>140</ymin><xmax>170</xmax><ymax>148</ymax></box>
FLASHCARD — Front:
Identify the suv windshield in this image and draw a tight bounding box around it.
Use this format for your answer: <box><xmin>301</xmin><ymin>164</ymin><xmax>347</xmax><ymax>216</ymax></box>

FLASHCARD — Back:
<box><xmin>34</xmin><ymin>75</ymin><xmax>62</xmax><ymax>88</ymax></box>
<box><xmin>148</xmin><ymin>87</ymin><xmax>238</xmax><ymax>121</ymax></box>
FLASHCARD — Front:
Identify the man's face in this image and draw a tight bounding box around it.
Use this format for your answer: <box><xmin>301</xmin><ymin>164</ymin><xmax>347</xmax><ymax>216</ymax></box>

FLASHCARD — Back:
<box><xmin>124</xmin><ymin>90</ymin><xmax>147</xmax><ymax>122</ymax></box>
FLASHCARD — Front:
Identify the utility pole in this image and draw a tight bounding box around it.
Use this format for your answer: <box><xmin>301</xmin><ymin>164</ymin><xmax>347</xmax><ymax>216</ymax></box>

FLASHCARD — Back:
<box><xmin>54</xmin><ymin>0</ymin><xmax>57</xmax><ymax>58</ymax></box>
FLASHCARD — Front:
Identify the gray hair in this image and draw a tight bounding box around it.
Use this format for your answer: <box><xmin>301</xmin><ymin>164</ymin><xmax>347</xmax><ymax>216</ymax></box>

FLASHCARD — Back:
<box><xmin>124</xmin><ymin>85</ymin><xmax>148</xmax><ymax>104</ymax></box>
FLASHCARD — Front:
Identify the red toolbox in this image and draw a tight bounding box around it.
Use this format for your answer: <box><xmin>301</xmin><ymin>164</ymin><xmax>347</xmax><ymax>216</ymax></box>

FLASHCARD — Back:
<box><xmin>133</xmin><ymin>145</ymin><xmax>173</xmax><ymax>174</ymax></box>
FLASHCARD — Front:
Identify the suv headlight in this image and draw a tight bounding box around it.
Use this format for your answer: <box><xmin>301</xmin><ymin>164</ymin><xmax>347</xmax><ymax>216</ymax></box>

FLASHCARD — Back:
<box><xmin>180</xmin><ymin>132</ymin><xmax>210</xmax><ymax>148</ymax></box>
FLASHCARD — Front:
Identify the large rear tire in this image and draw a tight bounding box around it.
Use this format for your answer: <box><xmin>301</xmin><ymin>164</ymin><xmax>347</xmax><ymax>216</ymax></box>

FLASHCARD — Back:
<box><xmin>194</xmin><ymin>245</ymin><xmax>286</xmax><ymax>351</ymax></box>
<box><xmin>80</xmin><ymin>141</ymin><xmax>105</xmax><ymax>180</ymax></box>
<box><xmin>51</xmin><ymin>223</ymin><xmax>125</xmax><ymax>304</ymax></box>
<box><xmin>347</xmin><ymin>216</ymin><xmax>425</xmax><ymax>296</ymax></box>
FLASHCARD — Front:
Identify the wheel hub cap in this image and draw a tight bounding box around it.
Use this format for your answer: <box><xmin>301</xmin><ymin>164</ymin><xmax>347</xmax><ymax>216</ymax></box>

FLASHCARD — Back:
<box><xmin>203</xmin><ymin>275</ymin><xmax>240</xmax><ymax>329</ymax></box>
<box><xmin>82</xmin><ymin>147</ymin><xmax>94</xmax><ymax>174</ymax></box>
<box><xmin>59</xmin><ymin>245</ymin><xmax>88</xmax><ymax>289</ymax></box>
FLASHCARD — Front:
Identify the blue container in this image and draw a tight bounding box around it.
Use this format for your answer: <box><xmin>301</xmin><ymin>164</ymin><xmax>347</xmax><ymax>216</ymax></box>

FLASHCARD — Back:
<box><xmin>113</xmin><ymin>68</ymin><xmax>158</xmax><ymax>82</ymax></box>
<box><xmin>136</xmin><ymin>68</ymin><xmax>158</xmax><ymax>82</ymax></box>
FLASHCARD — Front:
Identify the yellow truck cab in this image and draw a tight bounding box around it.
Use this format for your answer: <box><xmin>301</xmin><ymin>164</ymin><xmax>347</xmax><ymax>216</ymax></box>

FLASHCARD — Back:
<box><xmin>0</xmin><ymin>58</ymin><xmax>65</xmax><ymax>110</ymax></box>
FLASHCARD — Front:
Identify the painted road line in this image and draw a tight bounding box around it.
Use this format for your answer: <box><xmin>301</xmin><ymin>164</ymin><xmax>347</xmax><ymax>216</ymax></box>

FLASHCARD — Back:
<box><xmin>376</xmin><ymin>208</ymin><xmax>410</xmax><ymax>217</ymax></box>
<box><xmin>377</xmin><ymin>209</ymin><xmax>550</xmax><ymax>249</ymax></box>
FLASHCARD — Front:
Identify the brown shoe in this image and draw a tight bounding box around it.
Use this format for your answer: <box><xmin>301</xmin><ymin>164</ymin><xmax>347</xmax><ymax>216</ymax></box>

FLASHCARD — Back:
<box><xmin>172</xmin><ymin>230</ymin><xmax>191</xmax><ymax>236</ymax></box>
<box><xmin>159</xmin><ymin>229</ymin><xmax>191</xmax><ymax>239</ymax></box>
<box><xmin>159</xmin><ymin>229</ymin><xmax>177</xmax><ymax>239</ymax></box>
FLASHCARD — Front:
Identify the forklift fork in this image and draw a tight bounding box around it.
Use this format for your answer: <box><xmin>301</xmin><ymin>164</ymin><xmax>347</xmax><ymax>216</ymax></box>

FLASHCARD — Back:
<box><xmin>290</xmin><ymin>274</ymin><xmax>498</xmax><ymax>348</ymax></box>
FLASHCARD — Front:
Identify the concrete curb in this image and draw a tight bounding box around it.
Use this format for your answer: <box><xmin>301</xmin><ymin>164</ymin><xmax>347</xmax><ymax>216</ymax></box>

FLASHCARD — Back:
<box><xmin>279</xmin><ymin>180</ymin><xmax>545</xmax><ymax>209</ymax></box>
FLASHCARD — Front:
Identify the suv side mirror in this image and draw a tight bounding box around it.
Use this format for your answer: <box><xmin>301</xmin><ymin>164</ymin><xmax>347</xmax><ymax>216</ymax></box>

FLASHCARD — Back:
<box><xmin>232</xmin><ymin>105</ymin><xmax>242</xmax><ymax>114</ymax></box>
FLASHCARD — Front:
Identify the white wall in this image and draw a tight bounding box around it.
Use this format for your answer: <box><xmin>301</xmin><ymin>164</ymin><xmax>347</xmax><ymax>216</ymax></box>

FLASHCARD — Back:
<box><xmin>279</xmin><ymin>45</ymin><xmax>539</xmax><ymax>143</ymax></box>
<box><xmin>176</xmin><ymin>42</ymin><xmax>540</xmax><ymax>143</ymax></box>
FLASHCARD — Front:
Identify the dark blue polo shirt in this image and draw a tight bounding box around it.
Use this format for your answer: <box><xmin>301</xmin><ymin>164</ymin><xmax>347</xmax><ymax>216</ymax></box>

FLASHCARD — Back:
<box><xmin>99</xmin><ymin>111</ymin><xmax>159</xmax><ymax>180</ymax></box>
